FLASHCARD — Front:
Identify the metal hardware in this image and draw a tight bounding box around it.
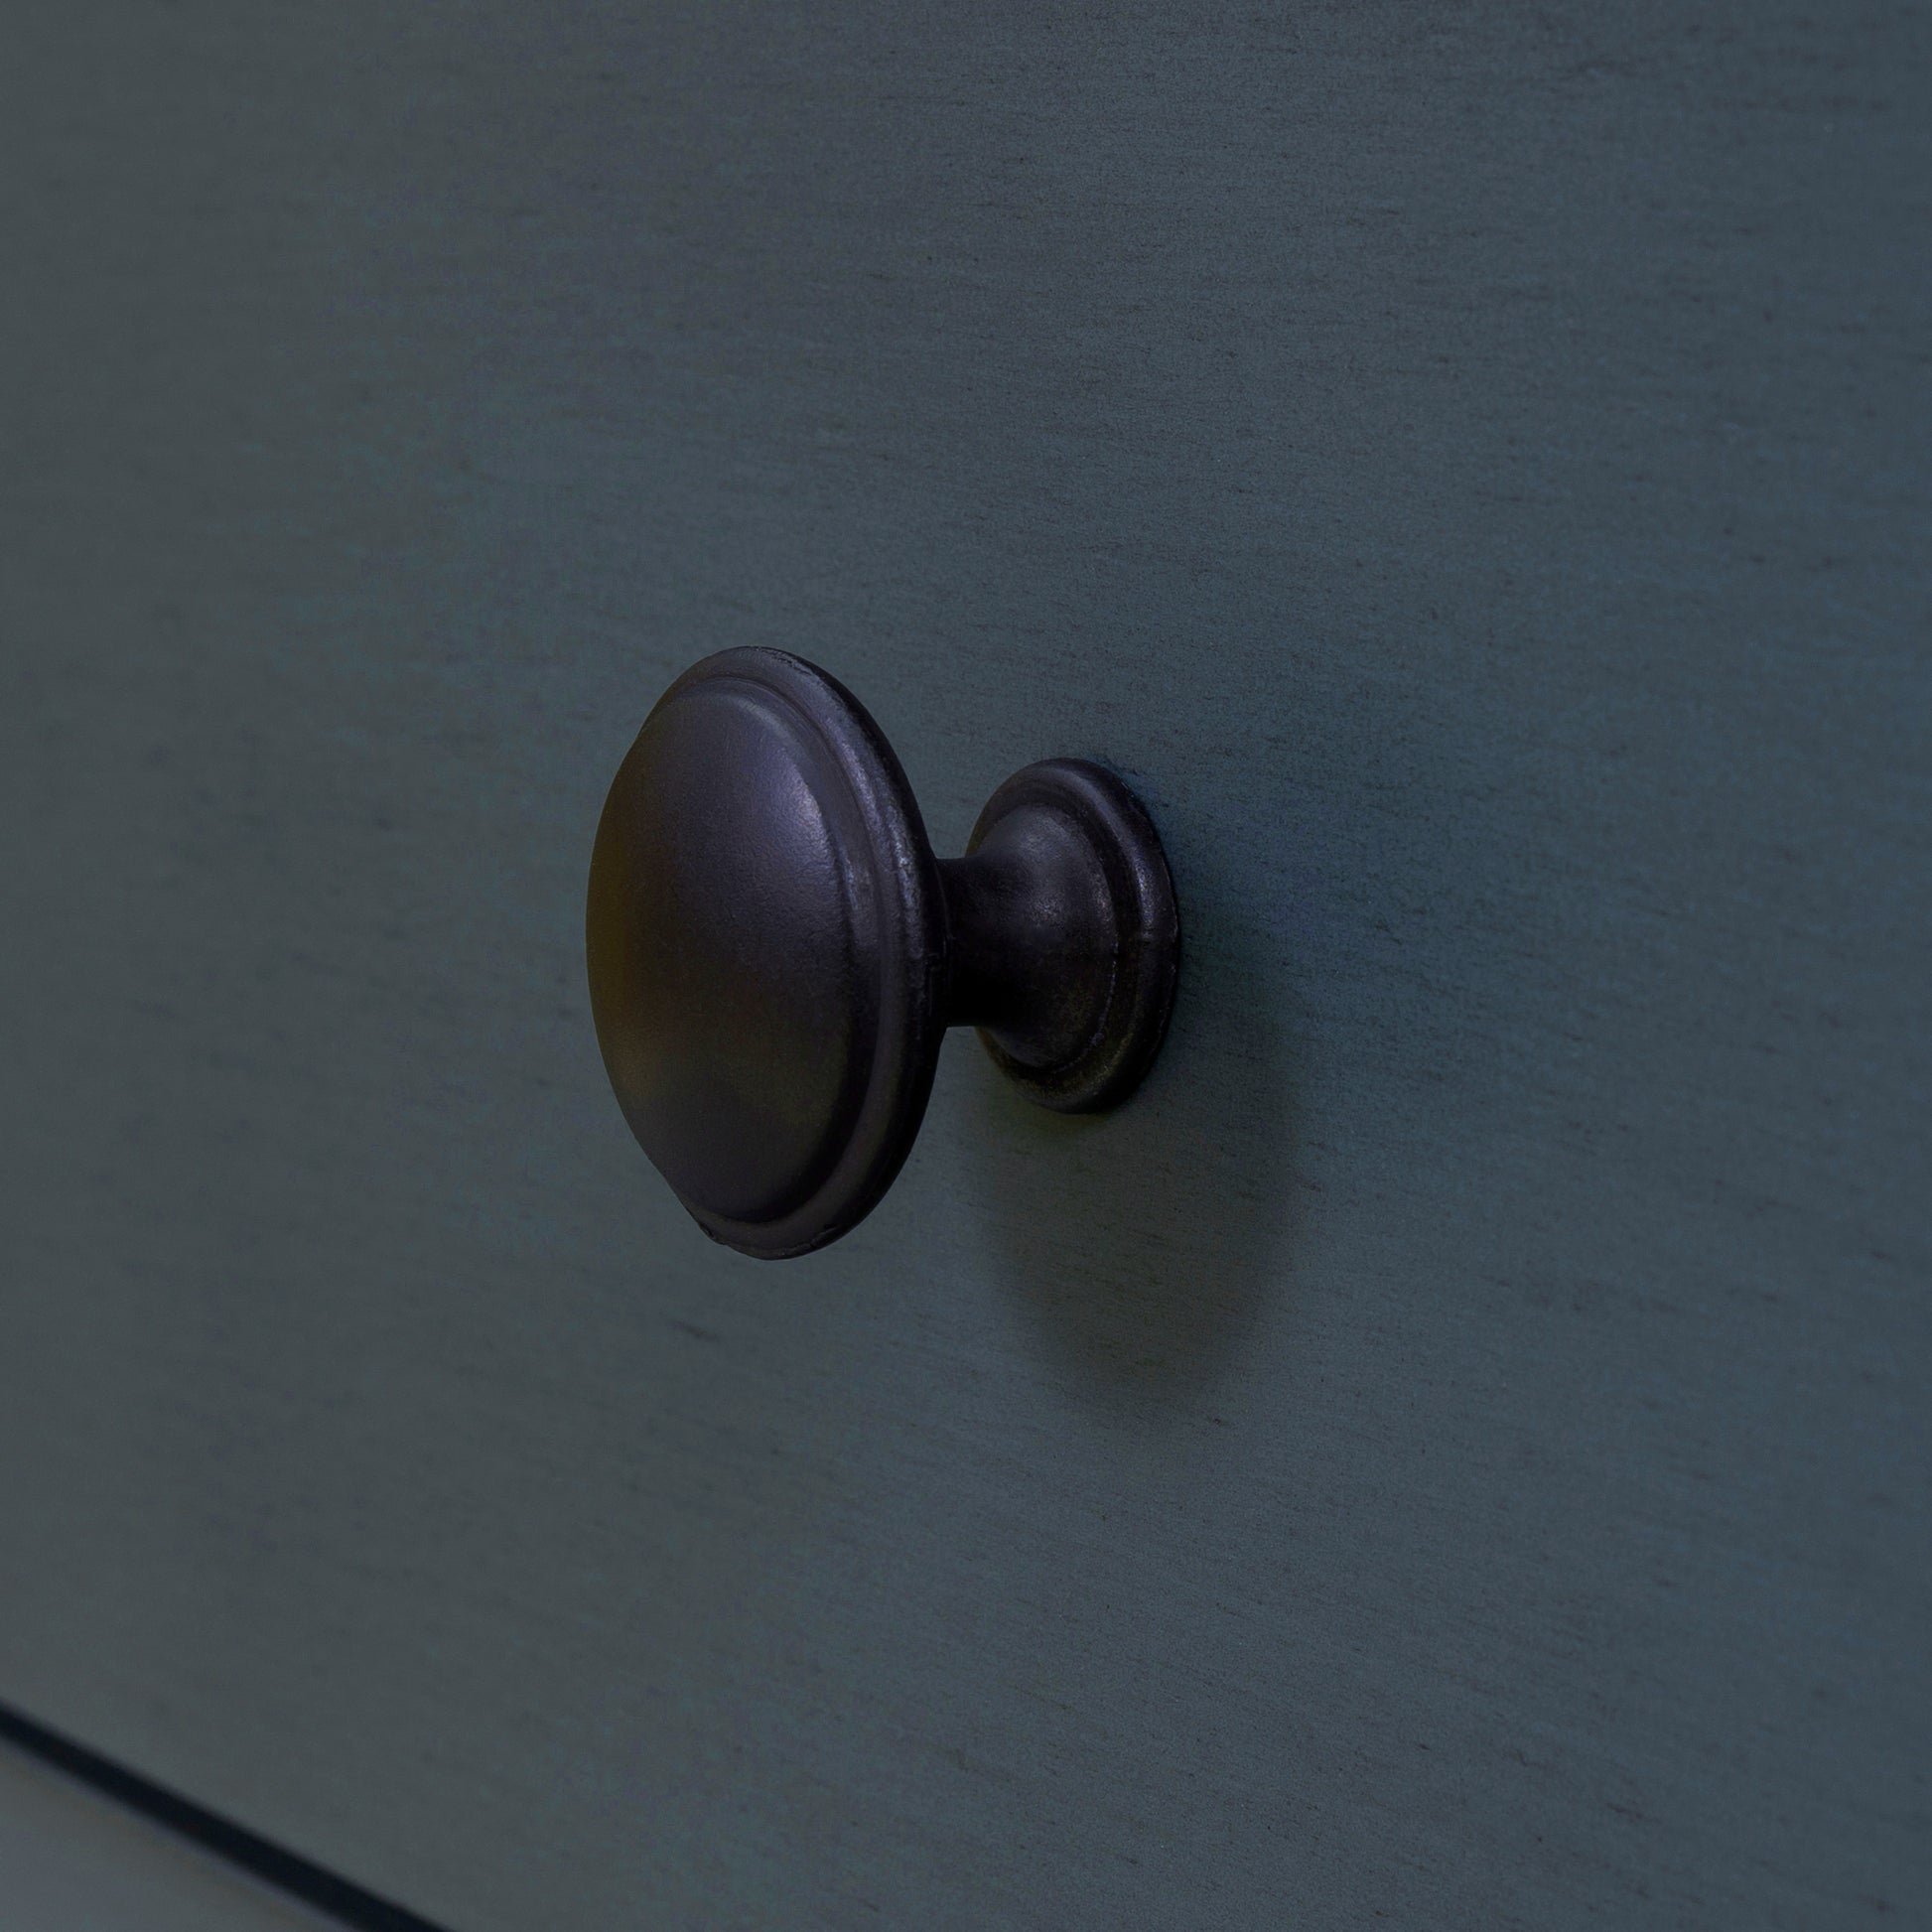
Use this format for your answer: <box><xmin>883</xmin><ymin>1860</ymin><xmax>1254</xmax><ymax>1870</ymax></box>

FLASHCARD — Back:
<box><xmin>586</xmin><ymin>648</ymin><xmax>1178</xmax><ymax>1257</ymax></box>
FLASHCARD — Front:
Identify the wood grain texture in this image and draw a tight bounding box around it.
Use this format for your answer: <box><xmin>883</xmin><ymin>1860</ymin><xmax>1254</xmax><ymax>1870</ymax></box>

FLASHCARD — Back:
<box><xmin>1</xmin><ymin>3</ymin><xmax>1927</xmax><ymax>1927</ymax></box>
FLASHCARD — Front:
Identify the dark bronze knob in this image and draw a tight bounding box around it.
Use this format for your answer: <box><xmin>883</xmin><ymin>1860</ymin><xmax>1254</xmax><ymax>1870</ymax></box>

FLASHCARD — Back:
<box><xmin>586</xmin><ymin>648</ymin><xmax>1179</xmax><ymax>1257</ymax></box>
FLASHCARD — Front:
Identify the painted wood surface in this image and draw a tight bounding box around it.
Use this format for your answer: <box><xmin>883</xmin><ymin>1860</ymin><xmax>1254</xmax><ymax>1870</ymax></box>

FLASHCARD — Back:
<box><xmin>1</xmin><ymin>3</ymin><xmax>1927</xmax><ymax>1927</ymax></box>
<box><xmin>0</xmin><ymin>1742</ymin><xmax>331</xmax><ymax>1932</ymax></box>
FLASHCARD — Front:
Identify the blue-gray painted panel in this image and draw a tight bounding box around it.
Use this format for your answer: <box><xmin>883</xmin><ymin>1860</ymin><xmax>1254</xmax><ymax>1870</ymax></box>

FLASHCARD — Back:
<box><xmin>0</xmin><ymin>4</ymin><xmax>1926</xmax><ymax>1927</ymax></box>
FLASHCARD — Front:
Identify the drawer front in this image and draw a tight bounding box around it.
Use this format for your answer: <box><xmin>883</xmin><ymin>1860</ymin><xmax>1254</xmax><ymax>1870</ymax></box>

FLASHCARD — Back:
<box><xmin>3</xmin><ymin>4</ymin><xmax>1927</xmax><ymax>1928</ymax></box>
<box><xmin>0</xmin><ymin>1737</ymin><xmax>332</xmax><ymax>1932</ymax></box>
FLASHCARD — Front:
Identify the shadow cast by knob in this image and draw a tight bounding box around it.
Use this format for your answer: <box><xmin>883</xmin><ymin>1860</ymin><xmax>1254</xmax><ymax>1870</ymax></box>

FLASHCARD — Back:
<box><xmin>957</xmin><ymin>875</ymin><xmax>1302</xmax><ymax>1414</ymax></box>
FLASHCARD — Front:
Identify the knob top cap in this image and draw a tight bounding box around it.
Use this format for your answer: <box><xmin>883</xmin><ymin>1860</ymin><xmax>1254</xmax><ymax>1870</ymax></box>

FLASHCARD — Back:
<box><xmin>587</xmin><ymin>648</ymin><xmax>946</xmax><ymax>1258</ymax></box>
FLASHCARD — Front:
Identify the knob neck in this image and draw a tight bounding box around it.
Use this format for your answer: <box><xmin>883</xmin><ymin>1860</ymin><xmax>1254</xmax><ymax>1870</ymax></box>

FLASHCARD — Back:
<box><xmin>940</xmin><ymin>759</ymin><xmax>1178</xmax><ymax>1114</ymax></box>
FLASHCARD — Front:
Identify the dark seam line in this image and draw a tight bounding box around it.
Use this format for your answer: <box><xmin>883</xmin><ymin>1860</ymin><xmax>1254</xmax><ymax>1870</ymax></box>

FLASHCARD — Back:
<box><xmin>0</xmin><ymin>1700</ymin><xmax>453</xmax><ymax>1932</ymax></box>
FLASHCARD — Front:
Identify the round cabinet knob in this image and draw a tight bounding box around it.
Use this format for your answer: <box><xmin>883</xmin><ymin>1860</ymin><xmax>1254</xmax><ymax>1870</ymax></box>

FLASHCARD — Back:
<box><xmin>586</xmin><ymin>648</ymin><xmax>1179</xmax><ymax>1258</ymax></box>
